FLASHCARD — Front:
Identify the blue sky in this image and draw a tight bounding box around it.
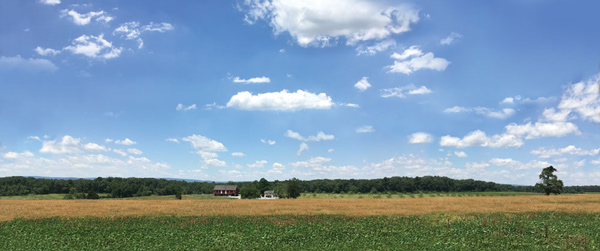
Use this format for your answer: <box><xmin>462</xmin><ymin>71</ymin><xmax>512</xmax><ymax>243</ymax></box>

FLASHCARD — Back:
<box><xmin>1</xmin><ymin>0</ymin><xmax>599</xmax><ymax>185</ymax></box>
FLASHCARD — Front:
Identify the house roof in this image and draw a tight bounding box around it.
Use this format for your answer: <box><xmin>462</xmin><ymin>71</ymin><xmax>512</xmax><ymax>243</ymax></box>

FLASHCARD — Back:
<box><xmin>214</xmin><ymin>185</ymin><xmax>238</xmax><ymax>190</ymax></box>
<box><xmin>264</xmin><ymin>190</ymin><xmax>274</xmax><ymax>194</ymax></box>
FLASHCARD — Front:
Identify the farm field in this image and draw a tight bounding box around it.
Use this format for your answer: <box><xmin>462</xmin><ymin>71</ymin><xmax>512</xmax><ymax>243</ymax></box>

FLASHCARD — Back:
<box><xmin>1</xmin><ymin>195</ymin><xmax>599</xmax><ymax>250</ymax></box>
<box><xmin>0</xmin><ymin>191</ymin><xmax>539</xmax><ymax>200</ymax></box>
<box><xmin>1</xmin><ymin>194</ymin><xmax>600</xmax><ymax>221</ymax></box>
<box><xmin>1</xmin><ymin>213</ymin><xmax>599</xmax><ymax>250</ymax></box>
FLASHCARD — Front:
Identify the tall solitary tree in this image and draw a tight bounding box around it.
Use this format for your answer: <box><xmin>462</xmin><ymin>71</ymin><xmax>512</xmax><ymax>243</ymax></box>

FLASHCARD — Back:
<box><xmin>257</xmin><ymin>178</ymin><xmax>271</xmax><ymax>195</ymax></box>
<box><xmin>285</xmin><ymin>178</ymin><xmax>301</xmax><ymax>199</ymax></box>
<box><xmin>535</xmin><ymin>166</ymin><xmax>564</xmax><ymax>195</ymax></box>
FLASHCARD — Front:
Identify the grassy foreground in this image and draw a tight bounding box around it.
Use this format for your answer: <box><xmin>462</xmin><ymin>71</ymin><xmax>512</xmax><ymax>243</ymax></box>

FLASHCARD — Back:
<box><xmin>1</xmin><ymin>213</ymin><xmax>598</xmax><ymax>250</ymax></box>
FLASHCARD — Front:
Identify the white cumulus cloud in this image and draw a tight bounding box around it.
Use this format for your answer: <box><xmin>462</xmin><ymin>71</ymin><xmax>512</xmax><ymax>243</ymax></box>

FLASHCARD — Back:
<box><xmin>354</xmin><ymin>77</ymin><xmax>372</xmax><ymax>91</ymax></box>
<box><xmin>34</xmin><ymin>47</ymin><xmax>61</xmax><ymax>56</ymax></box>
<box><xmin>356</xmin><ymin>126</ymin><xmax>374</xmax><ymax>133</ymax></box>
<box><xmin>61</xmin><ymin>9</ymin><xmax>112</xmax><ymax>26</ymax></box>
<box><xmin>387</xmin><ymin>46</ymin><xmax>449</xmax><ymax>74</ymax></box>
<box><xmin>285</xmin><ymin>130</ymin><xmax>334</xmax><ymax>141</ymax></box>
<box><xmin>64</xmin><ymin>34</ymin><xmax>122</xmax><ymax>59</ymax></box>
<box><xmin>113</xmin><ymin>22</ymin><xmax>174</xmax><ymax>49</ymax></box>
<box><xmin>231</xmin><ymin>152</ymin><xmax>246</xmax><ymax>157</ymax></box>
<box><xmin>227</xmin><ymin>89</ymin><xmax>333</xmax><ymax>111</ymax></box>
<box><xmin>381</xmin><ymin>84</ymin><xmax>432</xmax><ymax>98</ymax></box>
<box><xmin>530</xmin><ymin>145</ymin><xmax>600</xmax><ymax>158</ymax></box>
<box><xmin>39</xmin><ymin>0</ymin><xmax>60</xmax><ymax>5</ymax></box>
<box><xmin>454</xmin><ymin>151</ymin><xmax>468</xmax><ymax>158</ymax></box>
<box><xmin>115</xmin><ymin>138</ymin><xmax>136</xmax><ymax>145</ymax></box>
<box><xmin>176</xmin><ymin>103</ymin><xmax>197</xmax><ymax>111</ymax></box>
<box><xmin>232</xmin><ymin>76</ymin><xmax>270</xmax><ymax>84</ymax></box>
<box><xmin>297</xmin><ymin>142</ymin><xmax>309</xmax><ymax>156</ymax></box>
<box><xmin>127</xmin><ymin>148</ymin><xmax>143</xmax><ymax>155</ymax></box>
<box><xmin>356</xmin><ymin>39</ymin><xmax>396</xmax><ymax>55</ymax></box>
<box><xmin>408</xmin><ymin>132</ymin><xmax>433</xmax><ymax>144</ymax></box>
<box><xmin>242</xmin><ymin>0</ymin><xmax>419</xmax><ymax>47</ymax></box>
<box><xmin>248</xmin><ymin>160</ymin><xmax>268</xmax><ymax>168</ymax></box>
<box><xmin>182</xmin><ymin>134</ymin><xmax>228</xmax><ymax>168</ymax></box>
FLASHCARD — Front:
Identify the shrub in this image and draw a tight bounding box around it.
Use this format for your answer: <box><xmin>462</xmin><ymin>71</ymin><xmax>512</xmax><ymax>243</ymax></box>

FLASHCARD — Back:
<box><xmin>86</xmin><ymin>190</ymin><xmax>100</xmax><ymax>200</ymax></box>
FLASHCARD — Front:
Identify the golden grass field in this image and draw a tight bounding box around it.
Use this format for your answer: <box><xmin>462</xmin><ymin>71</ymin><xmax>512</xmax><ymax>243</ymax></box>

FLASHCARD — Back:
<box><xmin>1</xmin><ymin>194</ymin><xmax>599</xmax><ymax>221</ymax></box>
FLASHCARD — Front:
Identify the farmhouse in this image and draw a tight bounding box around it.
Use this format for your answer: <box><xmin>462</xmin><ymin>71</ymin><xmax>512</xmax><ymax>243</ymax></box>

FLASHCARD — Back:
<box><xmin>263</xmin><ymin>190</ymin><xmax>275</xmax><ymax>198</ymax></box>
<box><xmin>213</xmin><ymin>185</ymin><xmax>238</xmax><ymax>196</ymax></box>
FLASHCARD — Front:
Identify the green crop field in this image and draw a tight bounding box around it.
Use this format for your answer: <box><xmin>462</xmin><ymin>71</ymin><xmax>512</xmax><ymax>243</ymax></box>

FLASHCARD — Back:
<box><xmin>1</xmin><ymin>213</ymin><xmax>598</xmax><ymax>250</ymax></box>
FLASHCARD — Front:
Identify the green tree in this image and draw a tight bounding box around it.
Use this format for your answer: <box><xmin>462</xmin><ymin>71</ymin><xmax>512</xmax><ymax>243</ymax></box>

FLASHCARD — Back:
<box><xmin>175</xmin><ymin>190</ymin><xmax>182</xmax><ymax>200</ymax></box>
<box><xmin>535</xmin><ymin>166</ymin><xmax>564</xmax><ymax>195</ymax></box>
<box><xmin>285</xmin><ymin>178</ymin><xmax>301</xmax><ymax>199</ymax></box>
<box><xmin>257</xmin><ymin>178</ymin><xmax>271</xmax><ymax>195</ymax></box>
<box><xmin>86</xmin><ymin>189</ymin><xmax>100</xmax><ymax>199</ymax></box>
<box><xmin>240</xmin><ymin>186</ymin><xmax>260</xmax><ymax>199</ymax></box>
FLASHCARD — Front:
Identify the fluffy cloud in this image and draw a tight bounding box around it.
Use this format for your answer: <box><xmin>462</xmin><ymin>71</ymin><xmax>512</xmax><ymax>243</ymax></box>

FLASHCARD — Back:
<box><xmin>176</xmin><ymin>103</ymin><xmax>197</xmax><ymax>111</ymax></box>
<box><xmin>356</xmin><ymin>39</ymin><xmax>396</xmax><ymax>55</ymax></box>
<box><xmin>356</xmin><ymin>126</ymin><xmax>374</xmax><ymax>133</ymax></box>
<box><xmin>454</xmin><ymin>151</ymin><xmax>468</xmax><ymax>158</ymax></box>
<box><xmin>530</xmin><ymin>145</ymin><xmax>600</xmax><ymax>158</ymax></box>
<box><xmin>227</xmin><ymin>90</ymin><xmax>333</xmax><ymax>111</ymax></box>
<box><xmin>504</xmin><ymin>121</ymin><xmax>579</xmax><ymax>139</ymax></box>
<box><xmin>247</xmin><ymin>160</ymin><xmax>268</xmax><ymax>168</ymax></box>
<box><xmin>182</xmin><ymin>135</ymin><xmax>227</xmax><ymax>153</ymax></box>
<box><xmin>0</xmin><ymin>151</ymin><xmax>170</xmax><ymax>178</ymax></box>
<box><xmin>83</xmin><ymin>143</ymin><xmax>106</xmax><ymax>151</ymax></box>
<box><xmin>115</xmin><ymin>138</ymin><xmax>137</xmax><ymax>145</ymax></box>
<box><xmin>232</xmin><ymin>76</ymin><xmax>270</xmax><ymax>84</ymax></box>
<box><xmin>27</xmin><ymin>136</ymin><xmax>41</xmax><ymax>141</ymax></box>
<box><xmin>440</xmin><ymin>130</ymin><xmax>523</xmax><ymax>148</ymax></box>
<box><xmin>40</xmin><ymin>136</ymin><xmax>82</xmax><ymax>154</ymax></box>
<box><xmin>34</xmin><ymin>47</ymin><xmax>61</xmax><ymax>56</ymax></box>
<box><xmin>556</xmin><ymin>76</ymin><xmax>600</xmax><ymax>123</ymax></box>
<box><xmin>112</xmin><ymin>149</ymin><xmax>127</xmax><ymax>157</ymax></box>
<box><xmin>354</xmin><ymin>77</ymin><xmax>372</xmax><ymax>91</ymax></box>
<box><xmin>39</xmin><ymin>0</ymin><xmax>60</xmax><ymax>5</ymax></box>
<box><xmin>3</xmin><ymin>151</ymin><xmax>34</xmax><ymax>159</ymax></box>
<box><xmin>113</xmin><ymin>22</ymin><xmax>174</xmax><ymax>49</ymax></box>
<box><xmin>297</xmin><ymin>142</ymin><xmax>309</xmax><ymax>156</ymax></box>
<box><xmin>440</xmin><ymin>32</ymin><xmax>462</xmax><ymax>45</ymax></box>
<box><xmin>387</xmin><ymin>46</ymin><xmax>450</xmax><ymax>74</ymax></box>
<box><xmin>64</xmin><ymin>34</ymin><xmax>122</xmax><ymax>59</ymax></box>
<box><xmin>127</xmin><ymin>148</ymin><xmax>143</xmax><ymax>155</ymax></box>
<box><xmin>380</xmin><ymin>84</ymin><xmax>432</xmax><ymax>98</ymax></box>
<box><xmin>242</xmin><ymin>0</ymin><xmax>419</xmax><ymax>47</ymax></box>
<box><xmin>444</xmin><ymin>106</ymin><xmax>516</xmax><ymax>119</ymax></box>
<box><xmin>267</xmin><ymin>163</ymin><xmax>285</xmax><ymax>175</ymax></box>
<box><xmin>285</xmin><ymin>130</ymin><xmax>334</xmax><ymax>141</ymax></box>
<box><xmin>408</xmin><ymin>132</ymin><xmax>433</xmax><ymax>144</ymax></box>
<box><xmin>182</xmin><ymin>134</ymin><xmax>228</xmax><ymax>168</ymax></box>
<box><xmin>61</xmin><ymin>9</ymin><xmax>113</xmax><ymax>26</ymax></box>
<box><xmin>166</xmin><ymin>138</ymin><xmax>179</xmax><ymax>144</ymax></box>
<box><xmin>0</xmin><ymin>55</ymin><xmax>58</xmax><ymax>72</ymax></box>
<box><xmin>231</xmin><ymin>152</ymin><xmax>246</xmax><ymax>157</ymax></box>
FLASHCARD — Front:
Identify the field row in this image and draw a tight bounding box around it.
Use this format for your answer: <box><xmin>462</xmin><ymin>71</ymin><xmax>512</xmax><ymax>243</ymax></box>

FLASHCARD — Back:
<box><xmin>1</xmin><ymin>213</ymin><xmax>599</xmax><ymax>250</ymax></box>
<box><xmin>0</xmin><ymin>191</ymin><xmax>541</xmax><ymax>200</ymax></box>
<box><xmin>1</xmin><ymin>195</ymin><xmax>599</xmax><ymax>221</ymax></box>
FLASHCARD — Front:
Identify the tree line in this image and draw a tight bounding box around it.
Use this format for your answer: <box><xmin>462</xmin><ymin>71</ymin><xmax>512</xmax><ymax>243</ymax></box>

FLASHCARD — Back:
<box><xmin>0</xmin><ymin>175</ymin><xmax>596</xmax><ymax>198</ymax></box>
